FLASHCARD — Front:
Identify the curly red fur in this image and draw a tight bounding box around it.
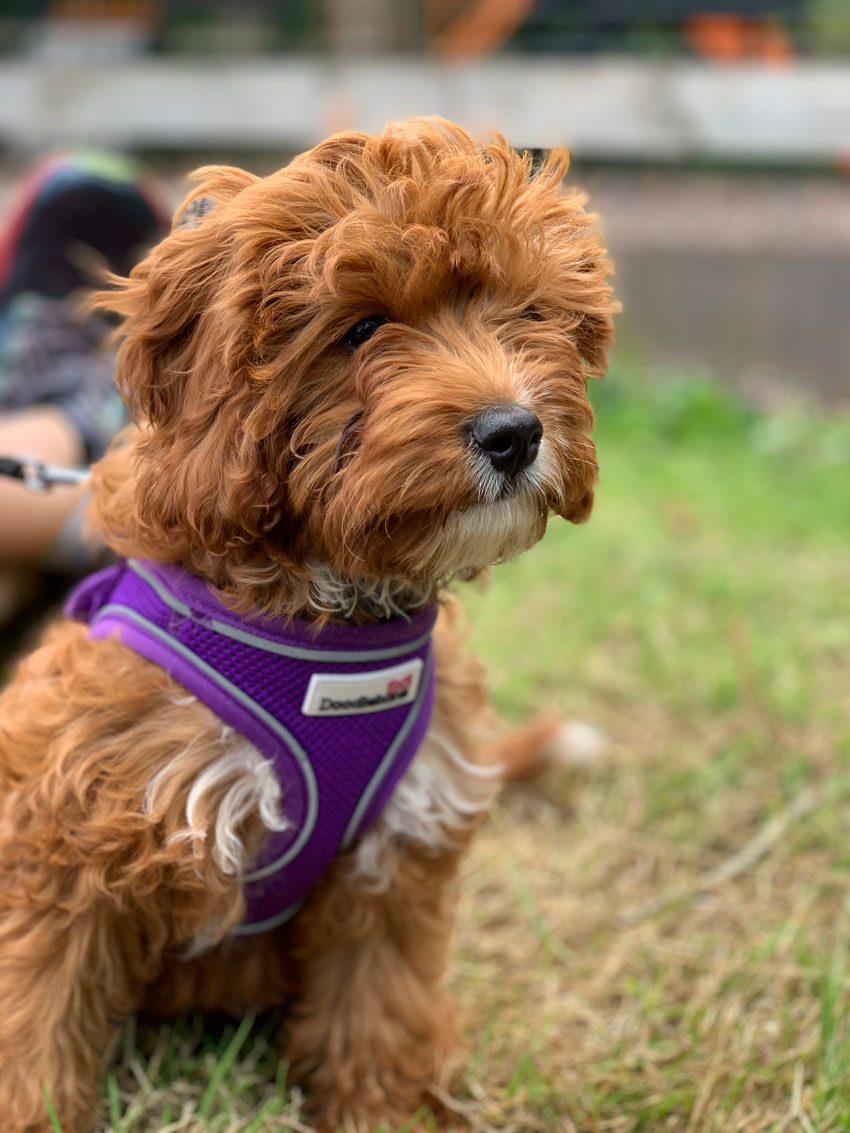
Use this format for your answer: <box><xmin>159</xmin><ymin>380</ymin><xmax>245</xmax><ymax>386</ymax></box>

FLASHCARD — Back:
<box><xmin>0</xmin><ymin>117</ymin><xmax>616</xmax><ymax>1131</ymax></box>
<box><xmin>93</xmin><ymin>118</ymin><xmax>613</xmax><ymax>615</ymax></box>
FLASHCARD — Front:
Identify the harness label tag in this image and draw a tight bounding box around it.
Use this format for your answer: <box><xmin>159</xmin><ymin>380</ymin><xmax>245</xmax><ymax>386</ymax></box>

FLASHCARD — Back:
<box><xmin>301</xmin><ymin>658</ymin><xmax>424</xmax><ymax>716</ymax></box>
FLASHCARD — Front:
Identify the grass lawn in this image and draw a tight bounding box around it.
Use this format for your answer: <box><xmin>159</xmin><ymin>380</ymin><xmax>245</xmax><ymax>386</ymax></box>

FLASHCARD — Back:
<box><xmin>67</xmin><ymin>370</ymin><xmax>850</xmax><ymax>1129</ymax></box>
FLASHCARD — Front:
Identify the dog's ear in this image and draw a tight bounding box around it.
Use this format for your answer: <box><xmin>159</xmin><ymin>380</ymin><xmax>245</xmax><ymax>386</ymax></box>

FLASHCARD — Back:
<box><xmin>173</xmin><ymin>165</ymin><xmax>258</xmax><ymax>230</ymax></box>
<box><xmin>96</xmin><ymin>166</ymin><xmax>260</xmax><ymax>428</ymax></box>
<box><xmin>92</xmin><ymin>165</ymin><xmax>301</xmax><ymax>566</ymax></box>
<box><xmin>560</xmin><ymin>487</ymin><xmax>595</xmax><ymax>524</ymax></box>
<box><xmin>563</xmin><ymin>236</ymin><xmax>616</xmax><ymax>379</ymax></box>
<box><xmin>568</xmin><ymin>287</ymin><xmax>613</xmax><ymax>526</ymax></box>
<box><xmin>554</xmin><ymin>221</ymin><xmax>614</xmax><ymax>528</ymax></box>
<box><xmin>575</xmin><ymin>306</ymin><xmax>614</xmax><ymax>376</ymax></box>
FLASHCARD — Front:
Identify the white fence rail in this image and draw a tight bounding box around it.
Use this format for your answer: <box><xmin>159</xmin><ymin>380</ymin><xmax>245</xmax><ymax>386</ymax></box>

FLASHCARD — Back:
<box><xmin>0</xmin><ymin>56</ymin><xmax>849</xmax><ymax>161</ymax></box>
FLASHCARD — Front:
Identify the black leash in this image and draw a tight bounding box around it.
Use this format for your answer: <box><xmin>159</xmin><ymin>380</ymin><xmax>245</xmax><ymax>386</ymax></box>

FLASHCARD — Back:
<box><xmin>0</xmin><ymin>455</ymin><xmax>90</xmax><ymax>492</ymax></box>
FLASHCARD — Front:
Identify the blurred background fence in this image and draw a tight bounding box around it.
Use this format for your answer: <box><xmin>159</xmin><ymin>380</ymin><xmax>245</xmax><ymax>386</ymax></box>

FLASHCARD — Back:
<box><xmin>2</xmin><ymin>0</ymin><xmax>848</xmax><ymax>59</ymax></box>
<box><xmin>0</xmin><ymin>0</ymin><xmax>847</xmax><ymax>401</ymax></box>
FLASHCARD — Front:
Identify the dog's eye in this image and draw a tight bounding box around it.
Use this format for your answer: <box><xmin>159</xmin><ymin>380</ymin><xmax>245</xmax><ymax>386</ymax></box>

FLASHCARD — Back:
<box><xmin>342</xmin><ymin>316</ymin><xmax>388</xmax><ymax>351</ymax></box>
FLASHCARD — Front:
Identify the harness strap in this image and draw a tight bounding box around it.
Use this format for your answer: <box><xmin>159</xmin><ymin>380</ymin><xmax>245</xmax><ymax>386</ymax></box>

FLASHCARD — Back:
<box><xmin>66</xmin><ymin>559</ymin><xmax>437</xmax><ymax>934</ymax></box>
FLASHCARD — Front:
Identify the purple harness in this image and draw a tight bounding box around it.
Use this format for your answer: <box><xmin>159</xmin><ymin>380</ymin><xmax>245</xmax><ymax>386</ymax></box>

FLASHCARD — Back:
<box><xmin>66</xmin><ymin>559</ymin><xmax>437</xmax><ymax>935</ymax></box>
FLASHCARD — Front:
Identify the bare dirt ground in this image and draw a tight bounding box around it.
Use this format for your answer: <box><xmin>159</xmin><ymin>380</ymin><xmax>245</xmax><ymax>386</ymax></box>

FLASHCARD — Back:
<box><xmin>577</xmin><ymin>170</ymin><xmax>850</xmax><ymax>406</ymax></box>
<box><xmin>578</xmin><ymin>169</ymin><xmax>850</xmax><ymax>252</ymax></box>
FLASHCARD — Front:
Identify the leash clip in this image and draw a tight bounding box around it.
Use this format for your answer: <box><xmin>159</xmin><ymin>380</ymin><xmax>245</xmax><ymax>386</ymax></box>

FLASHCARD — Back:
<box><xmin>0</xmin><ymin>455</ymin><xmax>91</xmax><ymax>493</ymax></box>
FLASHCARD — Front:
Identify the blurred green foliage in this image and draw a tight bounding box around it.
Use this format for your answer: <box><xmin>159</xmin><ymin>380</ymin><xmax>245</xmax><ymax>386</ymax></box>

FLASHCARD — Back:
<box><xmin>464</xmin><ymin>367</ymin><xmax>850</xmax><ymax>724</ymax></box>
<box><xmin>808</xmin><ymin>0</ymin><xmax>850</xmax><ymax>53</ymax></box>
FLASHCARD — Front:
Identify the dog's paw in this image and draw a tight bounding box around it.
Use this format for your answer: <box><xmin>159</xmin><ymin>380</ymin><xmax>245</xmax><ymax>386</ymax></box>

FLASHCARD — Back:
<box><xmin>491</xmin><ymin>715</ymin><xmax>606</xmax><ymax>782</ymax></box>
<box><xmin>544</xmin><ymin>719</ymin><xmax>607</xmax><ymax>769</ymax></box>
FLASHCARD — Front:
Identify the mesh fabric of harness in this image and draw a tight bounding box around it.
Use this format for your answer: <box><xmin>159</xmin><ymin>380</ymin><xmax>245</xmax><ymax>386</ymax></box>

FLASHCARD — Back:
<box><xmin>67</xmin><ymin>559</ymin><xmax>437</xmax><ymax>934</ymax></box>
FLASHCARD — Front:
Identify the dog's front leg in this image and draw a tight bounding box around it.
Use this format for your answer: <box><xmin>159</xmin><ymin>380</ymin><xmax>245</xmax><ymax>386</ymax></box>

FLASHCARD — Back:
<box><xmin>0</xmin><ymin>893</ymin><xmax>143</xmax><ymax>1133</ymax></box>
<box><xmin>0</xmin><ymin>629</ymin><xmax>256</xmax><ymax>1130</ymax></box>
<box><xmin>285</xmin><ymin>840</ymin><xmax>464</xmax><ymax>1132</ymax></box>
<box><xmin>0</xmin><ymin>824</ymin><xmax>243</xmax><ymax>1133</ymax></box>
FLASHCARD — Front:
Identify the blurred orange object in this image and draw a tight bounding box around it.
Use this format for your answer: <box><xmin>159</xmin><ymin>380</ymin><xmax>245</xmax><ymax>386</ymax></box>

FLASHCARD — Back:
<box><xmin>684</xmin><ymin>13</ymin><xmax>796</xmax><ymax>64</ymax></box>
<box><xmin>430</xmin><ymin>0</ymin><xmax>534</xmax><ymax>61</ymax></box>
<box><xmin>49</xmin><ymin>0</ymin><xmax>159</xmax><ymax>22</ymax></box>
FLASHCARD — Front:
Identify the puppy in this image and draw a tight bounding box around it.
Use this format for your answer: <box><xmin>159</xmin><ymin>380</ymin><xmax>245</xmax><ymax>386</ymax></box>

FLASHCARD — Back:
<box><xmin>0</xmin><ymin>118</ymin><xmax>615</xmax><ymax>1132</ymax></box>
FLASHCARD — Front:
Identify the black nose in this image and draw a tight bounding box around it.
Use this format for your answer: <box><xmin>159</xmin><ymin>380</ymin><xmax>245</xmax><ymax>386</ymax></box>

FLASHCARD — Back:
<box><xmin>469</xmin><ymin>405</ymin><xmax>543</xmax><ymax>477</ymax></box>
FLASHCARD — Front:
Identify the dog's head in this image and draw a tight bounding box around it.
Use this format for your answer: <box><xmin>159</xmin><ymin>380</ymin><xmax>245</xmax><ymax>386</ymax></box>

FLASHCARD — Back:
<box><xmin>95</xmin><ymin>118</ymin><xmax>616</xmax><ymax>613</ymax></box>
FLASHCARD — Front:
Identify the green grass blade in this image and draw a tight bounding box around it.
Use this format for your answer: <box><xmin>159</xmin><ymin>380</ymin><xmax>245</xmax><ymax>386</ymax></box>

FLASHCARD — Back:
<box><xmin>197</xmin><ymin>1010</ymin><xmax>256</xmax><ymax>1119</ymax></box>
<box><xmin>41</xmin><ymin>1083</ymin><xmax>64</xmax><ymax>1133</ymax></box>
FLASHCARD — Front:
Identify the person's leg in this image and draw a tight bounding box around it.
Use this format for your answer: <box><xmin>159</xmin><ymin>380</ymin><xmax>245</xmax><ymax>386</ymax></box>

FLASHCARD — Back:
<box><xmin>0</xmin><ymin>153</ymin><xmax>168</xmax><ymax>628</ymax></box>
<box><xmin>0</xmin><ymin>154</ymin><xmax>168</xmax><ymax>535</ymax></box>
